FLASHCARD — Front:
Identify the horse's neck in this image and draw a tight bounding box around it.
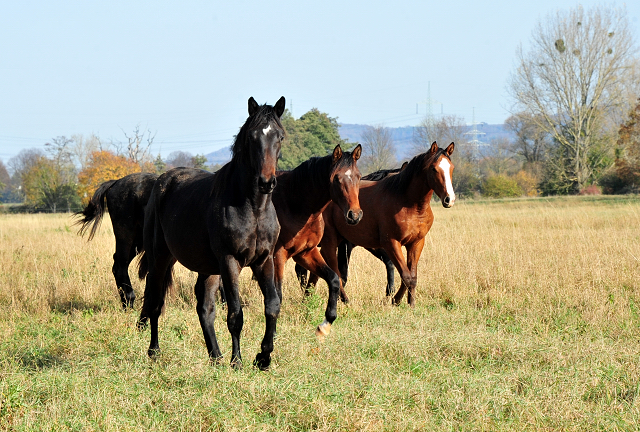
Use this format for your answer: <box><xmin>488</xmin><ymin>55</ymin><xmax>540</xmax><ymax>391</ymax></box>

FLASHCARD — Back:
<box><xmin>227</xmin><ymin>159</ymin><xmax>271</xmax><ymax>210</ymax></box>
<box><xmin>403</xmin><ymin>172</ymin><xmax>434</xmax><ymax>212</ymax></box>
<box><xmin>283</xmin><ymin>164</ymin><xmax>332</xmax><ymax>216</ymax></box>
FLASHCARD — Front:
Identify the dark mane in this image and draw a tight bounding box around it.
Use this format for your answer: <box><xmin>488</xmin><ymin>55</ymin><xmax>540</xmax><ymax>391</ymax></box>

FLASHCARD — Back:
<box><xmin>363</xmin><ymin>166</ymin><xmax>402</xmax><ymax>181</ymax></box>
<box><xmin>380</xmin><ymin>149</ymin><xmax>449</xmax><ymax>194</ymax></box>
<box><xmin>281</xmin><ymin>149</ymin><xmax>358</xmax><ymax>194</ymax></box>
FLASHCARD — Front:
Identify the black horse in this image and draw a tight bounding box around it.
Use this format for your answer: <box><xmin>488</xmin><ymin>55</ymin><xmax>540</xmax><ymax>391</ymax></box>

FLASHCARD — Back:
<box><xmin>137</xmin><ymin>97</ymin><xmax>285</xmax><ymax>370</ymax></box>
<box><xmin>75</xmin><ymin>172</ymin><xmax>158</xmax><ymax>309</ymax></box>
<box><xmin>294</xmin><ymin>162</ymin><xmax>407</xmax><ymax>297</ymax></box>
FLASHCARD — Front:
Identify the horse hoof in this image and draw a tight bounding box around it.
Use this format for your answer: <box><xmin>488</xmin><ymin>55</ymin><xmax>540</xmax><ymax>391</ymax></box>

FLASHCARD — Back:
<box><xmin>148</xmin><ymin>347</ymin><xmax>160</xmax><ymax>358</ymax></box>
<box><xmin>340</xmin><ymin>296</ymin><xmax>350</xmax><ymax>304</ymax></box>
<box><xmin>254</xmin><ymin>353</ymin><xmax>271</xmax><ymax>371</ymax></box>
<box><xmin>209</xmin><ymin>356</ymin><xmax>224</xmax><ymax>366</ymax></box>
<box><xmin>315</xmin><ymin>320</ymin><xmax>332</xmax><ymax>342</ymax></box>
<box><xmin>137</xmin><ymin>318</ymin><xmax>148</xmax><ymax>331</ymax></box>
<box><xmin>230</xmin><ymin>357</ymin><xmax>243</xmax><ymax>370</ymax></box>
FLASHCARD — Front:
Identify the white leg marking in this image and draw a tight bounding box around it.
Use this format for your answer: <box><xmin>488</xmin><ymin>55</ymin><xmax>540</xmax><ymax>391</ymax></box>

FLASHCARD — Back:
<box><xmin>316</xmin><ymin>319</ymin><xmax>332</xmax><ymax>340</ymax></box>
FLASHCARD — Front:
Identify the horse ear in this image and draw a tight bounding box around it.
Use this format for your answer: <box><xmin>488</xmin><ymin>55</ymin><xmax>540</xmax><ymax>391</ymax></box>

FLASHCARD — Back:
<box><xmin>446</xmin><ymin>142</ymin><xmax>455</xmax><ymax>156</ymax></box>
<box><xmin>429</xmin><ymin>141</ymin><xmax>439</xmax><ymax>155</ymax></box>
<box><xmin>332</xmin><ymin>145</ymin><xmax>343</xmax><ymax>162</ymax></box>
<box><xmin>248</xmin><ymin>97</ymin><xmax>259</xmax><ymax>116</ymax></box>
<box><xmin>352</xmin><ymin>144</ymin><xmax>362</xmax><ymax>161</ymax></box>
<box><xmin>401</xmin><ymin>161</ymin><xmax>408</xmax><ymax>170</ymax></box>
<box><xmin>274</xmin><ymin>96</ymin><xmax>286</xmax><ymax>118</ymax></box>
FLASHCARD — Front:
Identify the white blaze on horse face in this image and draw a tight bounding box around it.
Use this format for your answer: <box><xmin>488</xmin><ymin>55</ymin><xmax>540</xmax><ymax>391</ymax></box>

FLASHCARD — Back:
<box><xmin>345</xmin><ymin>169</ymin><xmax>352</xmax><ymax>179</ymax></box>
<box><xmin>438</xmin><ymin>158</ymin><xmax>455</xmax><ymax>201</ymax></box>
<box><xmin>262</xmin><ymin>124</ymin><xmax>272</xmax><ymax>136</ymax></box>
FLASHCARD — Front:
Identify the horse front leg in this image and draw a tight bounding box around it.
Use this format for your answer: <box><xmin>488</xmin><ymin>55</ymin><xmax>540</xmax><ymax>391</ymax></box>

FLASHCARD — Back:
<box><xmin>194</xmin><ymin>274</ymin><xmax>223</xmax><ymax>363</ymax></box>
<box><xmin>382</xmin><ymin>241</ymin><xmax>416</xmax><ymax>307</ymax></box>
<box><xmin>251</xmin><ymin>256</ymin><xmax>281</xmax><ymax>371</ymax></box>
<box><xmin>294</xmin><ymin>247</ymin><xmax>340</xmax><ymax>340</ymax></box>
<box><xmin>404</xmin><ymin>238</ymin><xmax>425</xmax><ymax>307</ymax></box>
<box><xmin>219</xmin><ymin>256</ymin><xmax>243</xmax><ymax>369</ymax></box>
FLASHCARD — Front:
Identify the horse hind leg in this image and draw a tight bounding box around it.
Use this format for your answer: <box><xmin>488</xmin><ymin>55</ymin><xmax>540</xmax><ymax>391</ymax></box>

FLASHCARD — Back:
<box><xmin>370</xmin><ymin>248</ymin><xmax>396</xmax><ymax>297</ymax></box>
<box><xmin>195</xmin><ymin>274</ymin><xmax>223</xmax><ymax>363</ymax></box>
<box><xmin>139</xmin><ymin>253</ymin><xmax>176</xmax><ymax>358</ymax></box>
<box><xmin>112</xmin><ymin>238</ymin><xmax>137</xmax><ymax>309</ymax></box>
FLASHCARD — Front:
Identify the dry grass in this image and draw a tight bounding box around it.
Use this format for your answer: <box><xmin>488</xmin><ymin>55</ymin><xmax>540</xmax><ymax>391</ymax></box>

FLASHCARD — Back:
<box><xmin>1</xmin><ymin>195</ymin><xmax>639</xmax><ymax>430</ymax></box>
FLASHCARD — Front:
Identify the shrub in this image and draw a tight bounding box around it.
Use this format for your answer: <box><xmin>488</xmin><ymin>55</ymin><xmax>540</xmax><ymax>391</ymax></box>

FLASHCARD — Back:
<box><xmin>482</xmin><ymin>175</ymin><xmax>523</xmax><ymax>198</ymax></box>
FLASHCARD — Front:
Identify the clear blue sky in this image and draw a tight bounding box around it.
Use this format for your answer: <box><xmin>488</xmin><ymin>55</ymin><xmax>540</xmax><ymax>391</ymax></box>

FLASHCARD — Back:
<box><xmin>1</xmin><ymin>1</ymin><xmax>638</xmax><ymax>161</ymax></box>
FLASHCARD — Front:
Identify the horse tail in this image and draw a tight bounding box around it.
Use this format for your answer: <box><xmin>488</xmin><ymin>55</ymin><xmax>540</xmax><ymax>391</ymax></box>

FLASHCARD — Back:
<box><xmin>137</xmin><ymin>251</ymin><xmax>149</xmax><ymax>280</ymax></box>
<box><xmin>73</xmin><ymin>180</ymin><xmax>117</xmax><ymax>241</ymax></box>
<box><xmin>139</xmin><ymin>260</ymin><xmax>175</xmax><ymax>320</ymax></box>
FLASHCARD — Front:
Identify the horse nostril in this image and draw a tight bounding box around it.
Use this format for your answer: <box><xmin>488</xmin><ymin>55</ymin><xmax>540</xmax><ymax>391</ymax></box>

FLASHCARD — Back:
<box><xmin>444</xmin><ymin>196</ymin><xmax>450</xmax><ymax>205</ymax></box>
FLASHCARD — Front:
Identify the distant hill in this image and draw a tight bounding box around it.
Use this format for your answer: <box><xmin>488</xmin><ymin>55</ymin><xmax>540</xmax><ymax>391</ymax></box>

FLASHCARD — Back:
<box><xmin>339</xmin><ymin>123</ymin><xmax>513</xmax><ymax>160</ymax></box>
<box><xmin>205</xmin><ymin>123</ymin><xmax>514</xmax><ymax>165</ymax></box>
<box><xmin>205</xmin><ymin>146</ymin><xmax>232</xmax><ymax>166</ymax></box>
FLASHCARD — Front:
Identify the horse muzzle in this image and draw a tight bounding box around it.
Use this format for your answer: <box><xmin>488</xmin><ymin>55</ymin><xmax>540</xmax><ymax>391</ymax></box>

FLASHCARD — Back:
<box><xmin>258</xmin><ymin>176</ymin><xmax>277</xmax><ymax>194</ymax></box>
<box><xmin>345</xmin><ymin>209</ymin><xmax>363</xmax><ymax>225</ymax></box>
<box><xmin>442</xmin><ymin>195</ymin><xmax>455</xmax><ymax>208</ymax></box>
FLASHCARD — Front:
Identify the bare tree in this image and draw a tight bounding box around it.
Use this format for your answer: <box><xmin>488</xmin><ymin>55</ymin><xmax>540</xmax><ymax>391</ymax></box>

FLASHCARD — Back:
<box><xmin>112</xmin><ymin>125</ymin><xmax>155</xmax><ymax>164</ymax></box>
<box><xmin>411</xmin><ymin>115</ymin><xmax>470</xmax><ymax>158</ymax></box>
<box><xmin>508</xmin><ymin>5</ymin><xmax>639</xmax><ymax>192</ymax></box>
<box><xmin>359</xmin><ymin>125</ymin><xmax>396</xmax><ymax>174</ymax></box>
<box><xmin>8</xmin><ymin>148</ymin><xmax>44</xmax><ymax>180</ymax></box>
<box><xmin>71</xmin><ymin>133</ymin><xmax>102</xmax><ymax>171</ymax></box>
<box><xmin>166</xmin><ymin>151</ymin><xmax>195</xmax><ymax>168</ymax></box>
<box><xmin>504</xmin><ymin>113</ymin><xmax>550</xmax><ymax>164</ymax></box>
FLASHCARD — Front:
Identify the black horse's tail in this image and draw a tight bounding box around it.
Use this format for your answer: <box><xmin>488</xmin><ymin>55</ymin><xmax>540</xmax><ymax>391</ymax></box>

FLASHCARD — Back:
<box><xmin>74</xmin><ymin>180</ymin><xmax>117</xmax><ymax>240</ymax></box>
<box><xmin>138</xmin><ymin>253</ymin><xmax>175</xmax><ymax>321</ymax></box>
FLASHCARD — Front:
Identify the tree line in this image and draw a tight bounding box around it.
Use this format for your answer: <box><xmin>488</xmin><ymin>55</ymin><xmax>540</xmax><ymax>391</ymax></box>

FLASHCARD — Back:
<box><xmin>0</xmin><ymin>110</ymin><xmax>354</xmax><ymax>212</ymax></box>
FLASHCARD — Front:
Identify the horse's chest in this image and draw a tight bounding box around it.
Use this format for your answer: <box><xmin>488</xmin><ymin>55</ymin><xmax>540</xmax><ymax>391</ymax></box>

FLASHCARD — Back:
<box><xmin>219</xmin><ymin>205</ymin><xmax>279</xmax><ymax>263</ymax></box>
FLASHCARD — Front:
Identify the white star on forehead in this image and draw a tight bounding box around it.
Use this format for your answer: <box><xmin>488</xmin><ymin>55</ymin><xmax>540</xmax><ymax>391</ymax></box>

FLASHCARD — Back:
<box><xmin>262</xmin><ymin>124</ymin><xmax>272</xmax><ymax>135</ymax></box>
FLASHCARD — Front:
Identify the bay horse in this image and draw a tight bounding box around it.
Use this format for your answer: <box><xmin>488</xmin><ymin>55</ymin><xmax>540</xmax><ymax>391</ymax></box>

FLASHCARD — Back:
<box><xmin>207</xmin><ymin>144</ymin><xmax>363</xmax><ymax>338</ymax></box>
<box><xmin>310</xmin><ymin>142</ymin><xmax>455</xmax><ymax>306</ymax></box>
<box><xmin>137</xmin><ymin>97</ymin><xmax>285</xmax><ymax>370</ymax></box>
<box><xmin>74</xmin><ymin>172</ymin><xmax>158</xmax><ymax>309</ymax></box>
<box><xmin>296</xmin><ymin>162</ymin><xmax>407</xmax><ymax>297</ymax></box>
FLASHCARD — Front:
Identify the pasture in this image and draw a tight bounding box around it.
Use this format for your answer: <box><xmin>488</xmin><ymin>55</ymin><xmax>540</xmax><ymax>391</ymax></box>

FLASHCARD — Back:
<box><xmin>1</xmin><ymin>195</ymin><xmax>639</xmax><ymax>430</ymax></box>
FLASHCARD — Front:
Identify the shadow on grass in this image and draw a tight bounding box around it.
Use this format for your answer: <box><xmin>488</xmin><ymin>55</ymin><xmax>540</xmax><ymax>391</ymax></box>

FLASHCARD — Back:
<box><xmin>49</xmin><ymin>298</ymin><xmax>106</xmax><ymax>315</ymax></box>
<box><xmin>12</xmin><ymin>346</ymin><xmax>66</xmax><ymax>371</ymax></box>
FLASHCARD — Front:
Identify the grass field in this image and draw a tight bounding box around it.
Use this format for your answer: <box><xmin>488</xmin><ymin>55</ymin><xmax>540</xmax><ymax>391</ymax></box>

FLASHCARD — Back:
<box><xmin>1</xmin><ymin>195</ymin><xmax>639</xmax><ymax>430</ymax></box>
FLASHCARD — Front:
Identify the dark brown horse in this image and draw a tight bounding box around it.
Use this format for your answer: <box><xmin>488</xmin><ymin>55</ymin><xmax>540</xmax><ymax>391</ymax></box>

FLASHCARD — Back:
<box><xmin>296</xmin><ymin>162</ymin><xmax>407</xmax><ymax>297</ymax></box>
<box><xmin>271</xmin><ymin>144</ymin><xmax>362</xmax><ymax>338</ymax></box>
<box><xmin>312</xmin><ymin>142</ymin><xmax>455</xmax><ymax>306</ymax></box>
<box><xmin>137</xmin><ymin>97</ymin><xmax>285</xmax><ymax>370</ymax></box>
<box><xmin>74</xmin><ymin>172</ymin><xmax>158</xmax><ymax>309</ymax></box>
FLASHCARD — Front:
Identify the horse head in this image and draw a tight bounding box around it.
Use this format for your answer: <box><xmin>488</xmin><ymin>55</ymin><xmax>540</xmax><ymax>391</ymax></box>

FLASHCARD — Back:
<box><xmin>329</xmin><ymin>144</ymin><xmax>363</xmax><ymax>225</ymax></box>
<box><xmin>244</xmin><ymin>96</ymin><xmax>286</xmax><ymax>194</ymax></box>
<box><xmin>427</xmin><ymin>142</ymin><xmax>456</xmax><ymax>208</ymax></box>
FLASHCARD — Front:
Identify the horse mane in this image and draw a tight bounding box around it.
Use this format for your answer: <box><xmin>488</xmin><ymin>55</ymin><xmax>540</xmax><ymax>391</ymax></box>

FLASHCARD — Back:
<box><xmin>281</xmin><ymin>149</ymin><xmax>358</xmax><ymax>191</ymax></box>
<box><xmin>363</xmin><ymin>166</ymin><xmax>402</xmax><ymax>181</ymax></box>
<box><xmin>380</xmin><ymin>149</ymin><xmax>449</xmax><ymax>194</ymax></box>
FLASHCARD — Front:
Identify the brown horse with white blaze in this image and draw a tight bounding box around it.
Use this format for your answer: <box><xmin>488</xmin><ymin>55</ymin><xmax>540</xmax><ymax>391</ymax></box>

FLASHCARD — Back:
<box><xmin>316</xmin><ymin>141</ymin><xmax>455</xmax><ymax>306</ymax></box>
